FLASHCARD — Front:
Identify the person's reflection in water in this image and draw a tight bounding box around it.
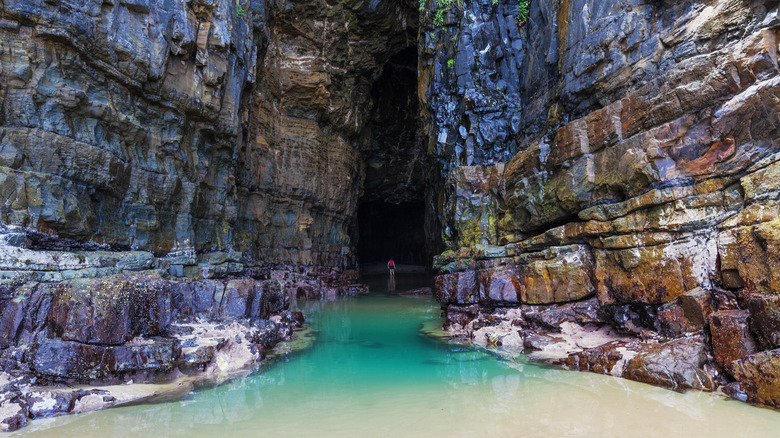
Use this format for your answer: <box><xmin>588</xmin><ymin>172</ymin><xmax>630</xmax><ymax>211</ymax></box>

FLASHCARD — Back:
<box><xmin>388</xmin><ymin>275</ymin><xmax>396</xmax><ymax>292</ymax></box>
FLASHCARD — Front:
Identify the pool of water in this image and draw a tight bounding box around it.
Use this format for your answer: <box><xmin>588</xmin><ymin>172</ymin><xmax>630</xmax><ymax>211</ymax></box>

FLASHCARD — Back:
<box><xmin>15</xmin><ymin>274</ymin><xmax>780</xmax><ymax>437</ymax></box>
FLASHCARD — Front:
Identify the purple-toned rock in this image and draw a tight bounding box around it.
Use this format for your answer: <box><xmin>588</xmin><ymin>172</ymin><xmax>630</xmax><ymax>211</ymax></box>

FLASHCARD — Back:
<box><xmin>523</xmin><ymin>331</ymin><xmax>565</xmax><ymax>352</ymax></box>
<box><xmin>221</xmin><ymin>279</ymin><xmax>255</xmax><ymax>320</ymax></box>
<box><xmin>0</xmin><ymin>284</ymin><xmax>33</xmax><ymax>348</ymax></box>
<box><xmin>26</xmin><ymin>391</ymin><xmax>76</xmax><ymax>419</ymax></box>
<box><xmin>435</xmin><ymin>271</ymin><xmax>478</xmax><ymax>305</ymax></box>
<box><xmin>565</xmin><ymin>342</ymin><xmax>632</xmax><ymax>375</ymax></box>
<box><xmin>522</xmin><ymin>298</ymin><xmax>601</xmax><ymax>332</ymax></box>
<box><xmin>28</xmin><ymin>339</ymin><xmax>177</xmax><ymax>380</ymax></box>
<box><xmin>0</xmin><ymin>399</ymin><xmax>28</xmax><ymax>432</ymax></box>
<box><xmin>721</xmin><ymin>381</ymin><xmax>748</xmax><ymax>402</ymax></box>
<box><xmin>478</xmin><ymin>267</ymin><xmax>520</xmax><ymax>304</ymax></box>
<box><xmin>443</xmin><ymin>304</ymin><xmax>480</xmax><ymax>329</ymax></box>
<box><xmin>45</xmin><ymin>274</ymin><xmax>171</xmax><ymax>346</ymax></box>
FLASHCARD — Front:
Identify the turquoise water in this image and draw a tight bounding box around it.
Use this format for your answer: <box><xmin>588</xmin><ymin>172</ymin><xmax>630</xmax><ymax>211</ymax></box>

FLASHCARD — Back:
<box><xmin>16</xmin><ymin>274</ymin><xmax>780</xmax><ymax>437</ymax></box>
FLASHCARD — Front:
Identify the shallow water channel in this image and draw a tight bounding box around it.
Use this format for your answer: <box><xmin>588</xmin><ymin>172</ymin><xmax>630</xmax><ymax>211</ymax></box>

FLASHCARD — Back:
<box><xmin>15</xmin><ymin>274</ymin><xmax>780</xmax><ymax>437</ymax></box>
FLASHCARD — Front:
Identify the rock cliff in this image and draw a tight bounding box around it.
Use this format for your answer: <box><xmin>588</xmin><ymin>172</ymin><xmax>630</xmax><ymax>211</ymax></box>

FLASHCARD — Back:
<box><xmin>1</xmin><ymin>0</ymin><xmax>780</xmax><ymax>428</ymax></box>
<box><xmin>426</xmin><ymin>0</ymin><xmax>780</xmax><ymax>410</ymax></box>
<box><xmin>0</xmin><ymin>0</ymin><xmax>412</xmax><ymax>430</ymax></box>
<box><xmin>0</xmin><ymin>0</ymin><xmax>417</xmax><ymax>269</ymax></box>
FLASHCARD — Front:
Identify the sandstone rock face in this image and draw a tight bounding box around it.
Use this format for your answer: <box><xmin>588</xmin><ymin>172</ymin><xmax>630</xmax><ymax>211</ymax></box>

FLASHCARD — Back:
<box><xmin>0</xmin><ymin>0</ymin><xmax>779</xmax><ymax>418</ymax></box>
<box><xmin>234</xmin><ymin>0</ymin><xmax>417</xmax><ymax>269</ymax></box>
<box><xmin>46</xmin><ymin>274</ymin><xmax>171</xmax><ymax>345</ymax></box>
<box><xmin>709</xmin><ymin>310</ymin><xmax>758</xmax><ymax>370</ymax></box>
<box><xmin>428</xmin><ymin>0</ymin><xmax>780</xmax><ymax>306</ymax></box>
<box><xmin>0</xmin><ymin>0</ymin><xmax>254</xmax><ymax>254</ymax></box>
<box><xmin>623</xmin><ymin>336</ymin><xmax>717</xmax><ymax>392</ymax></box>
<box><xmin>730</xmin><ymin>349</ymin><xmax>780</xmax><ymax>409</ymax></box>
<box><xmin>0</xmin><ymin>0</ymin><xmax>418</xmax><ymax>272</ymax></box>
<box><xmin>0</xmin><ymin>272</ymin><xmax>301</xmax><ymax>383</ymax></box>
<box><xmin>748</xmin><ymin>294</ymin><xmax>780</xmax><ymax>350</ymax></box>
<box><xmin>429</xmin><ymin>0</ymin><xmax>780</xmax><ymax>409</ymax></box>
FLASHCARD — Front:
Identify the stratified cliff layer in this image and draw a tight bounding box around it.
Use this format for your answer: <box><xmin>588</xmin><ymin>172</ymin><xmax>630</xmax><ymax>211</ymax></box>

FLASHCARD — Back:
<box><xmin>0</xmin><ymin>0</ymin><xmax>417</xmax><ymax>269</ymax></box>
<box><xmin>425</xmin><ymin>0</ymin><xmax>780</xmax><ymax>410</ymax></box>
<box><xmin>0</xmin><ymin>0</ymin><xmax>254</xmax><ymax>254</ymax></box>
<box><xmin>0</xmin><ymin>0</ymin><xmax>417</xmax><ymax>430</ymax></box>
<box><xmin>1</xmin><ymin>0</ymin><xmax>780</xmax><ymax>428</ymax></box>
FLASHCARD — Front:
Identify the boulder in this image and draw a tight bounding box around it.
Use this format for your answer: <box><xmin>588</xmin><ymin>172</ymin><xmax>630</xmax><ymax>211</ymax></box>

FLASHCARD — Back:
<box><xmin>46</xmin><ymin>274</ymin><xmax>171</xmax><ymax>345</ymax></box>
<box><xmin>655</xmin><ymin>304</ymin><xmax>701</xmax><ymax>338</ymax></box>
<box><xmin>516</xmin><ymin>245</ymin><xmax>595</xmax><ymax>305</ymax></box>
<box><xmin>654</xmin><ymin>288</ymin><xmax>714</xmax><ymax>337</ymax></box>
<box><xmin>730</xmin><ymin>349</ymin><xmax>780</xmax><ymax>409</ymax></box>
<box><xmin>443</xmin><ymin>304</ymin><xmax>480</xmax><ymax>329</ymax></box>
<box><xmin>709</xmin><ymin>310</ymin><xmax>757</xmax><ymax>371</ymax></box>
<box><xmin>623</xmin><ymin>336</ymin><xmax>716</xmax><ymax>391</ymax></box>
<box><xmin>522</xmin><ymin>297</ymin><xmax>601</xmax><ymax>332</ymax></box>
<box><xmin>435</xmin><ymin>271</ymin><xmax>478</xmax><ymax>305</ymax></box>
<box><xmin>28</xmin><ymin>339</ymin><xmax>178</xmax><ymax>380</ymax></box>
<box><xmin>0</xmin><ymin>399</ymin><xmax>28</xmax><ymax>432</ymax></box>
<box><xmin>26</xmin><ymin>390</ymin><xmax>77</xmax><ymax>419</ymax></box>
<box><xmin>747</xmin><ymin>293</ymin><xmax>780</xmax><ymax>349</ymax></box>
<box><xmin>478</xmin><ymin>267</ymin><xmax>520</xmax><ymax>304</ymax></box>
<box><xmin>565</xmin><ymin>342</ymin><xmax>634</xmax><ymax>375</ymax></box>
<box><xmin>677</xmin><ymin>288</ymin><xmax>714</xmax><ymax>328</ymax></box>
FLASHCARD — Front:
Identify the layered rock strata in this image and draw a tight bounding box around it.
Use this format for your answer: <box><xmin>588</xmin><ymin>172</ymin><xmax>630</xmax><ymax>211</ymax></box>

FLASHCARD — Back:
<box><xmin>0</xmin><ymin>265</ymin><xmax>308</xmax><ymax>431</ymax></box>
<box><xmin>0</xmin><ymin>0</ymin><xmax>419</xmax><ymax>270</ymax></box>
<box><xmin>0</xmin><ymin>223</ymin><xmax>367</xmax><ymax>431</ymax></box>
<box><xmin>0</xmin><ymin>0</ymin><xmax>414</xmax><ymax>428</ymax></box>
<box><xmin>0</xmin><ymin>258</ymin><xmax>322</xmax><ymax>430</ymax></box>
<box><xmin>426</xmin><ymin>0</ymin><xmax>780</xmax><ymax>410</ymax></box>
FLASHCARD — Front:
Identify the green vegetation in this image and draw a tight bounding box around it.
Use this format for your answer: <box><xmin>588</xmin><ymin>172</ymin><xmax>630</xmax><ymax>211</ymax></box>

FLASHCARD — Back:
<box><xmin>432</xmin><ymin>0</ymin><xmax>458</xmax><ymax>27</ymax></box>
<box><xmin>419</xmin><ymin>0</ymin><xmax>427</xmax><ymax>11</ymax></box>
<box><xmin>236</xmin><ymin>4</ymin><xmax>246</xmax><ymax>18</ymax></box>
<box><xmin>447</xmin><ymin>58</ymin><xmax>455</xmax><ymax>68</ymax></box>
<box><xmin>517</xmin><ymin>0</ymin><xmax>530</xmax><ymax>23</ymax></box>
<box><xmin>434</xmin><ymin>9</ymin><xmax>445</xmax><ymax>26</ymax></box>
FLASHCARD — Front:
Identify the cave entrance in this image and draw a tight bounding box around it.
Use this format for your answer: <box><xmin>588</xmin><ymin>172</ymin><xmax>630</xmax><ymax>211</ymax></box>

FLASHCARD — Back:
<box><xmin>357</xmin><ymin>46</ymin><xmax>433</xmax><ymax>270</ymax></box>
<box><xmin>357</xmin><ymin>200</ymin><xmax>425</xmax><ymax>265</ymax></box>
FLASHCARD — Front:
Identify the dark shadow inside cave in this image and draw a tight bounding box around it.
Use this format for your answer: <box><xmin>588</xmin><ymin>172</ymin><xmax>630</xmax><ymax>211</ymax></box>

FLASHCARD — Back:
<box><xmin>357</xmin><ymin>45</ymin><xmax>433</xmax><ymax>268</ymax></box>
<box><xmin>357</xmin><ymin>200</ymin><xmax>426</xmax><ymax>265</ymax></box>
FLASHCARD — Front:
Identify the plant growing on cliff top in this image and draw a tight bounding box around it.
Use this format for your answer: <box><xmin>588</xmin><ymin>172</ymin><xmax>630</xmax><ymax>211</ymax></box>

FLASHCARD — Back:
<box><xmin>516</xmin><ymin>0</ymin><xmax>530</xmax><ymax>24</ymax></box>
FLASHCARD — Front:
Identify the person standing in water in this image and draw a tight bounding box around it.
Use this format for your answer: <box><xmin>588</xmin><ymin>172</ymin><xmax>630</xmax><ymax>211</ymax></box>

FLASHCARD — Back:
<box><xmin>387</xmin><ymin>257</ymin><xmax>395</xmax><ymax>277</ymax></box>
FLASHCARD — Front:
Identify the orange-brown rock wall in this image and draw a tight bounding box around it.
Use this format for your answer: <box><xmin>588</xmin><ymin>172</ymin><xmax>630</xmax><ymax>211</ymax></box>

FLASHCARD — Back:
<box><xmin>429</xmin><ymin>0</ymin><xmax>780</xmax><ymax>408</ymax></box>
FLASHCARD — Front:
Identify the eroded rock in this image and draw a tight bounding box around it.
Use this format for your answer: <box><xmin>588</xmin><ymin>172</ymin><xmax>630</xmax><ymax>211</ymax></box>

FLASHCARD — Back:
<box><xmin>623</xmin><ymin>336</ymin><xmax>716</xmax><ymax>392</ymax></box>
<box><xmin>709</xmin><ymin>310</ymin><xmax>758</xmax><ymax>371</ymax></box>
<box><xmin>730</xmin><ymin>349</ymin><xmax>780</xmax><ymax>409</ymax></box>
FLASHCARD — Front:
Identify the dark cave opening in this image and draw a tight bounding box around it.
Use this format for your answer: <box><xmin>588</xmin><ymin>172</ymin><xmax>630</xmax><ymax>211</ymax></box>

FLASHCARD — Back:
<box><xmin>357</xmin><ymin>200</ymin><xmax>426</xmax><ymax>265</ymax></box>
<box><xmin>357</xmin><ymin>45</ymin><xmax>433</xmax><ymax>268</ymax></box>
